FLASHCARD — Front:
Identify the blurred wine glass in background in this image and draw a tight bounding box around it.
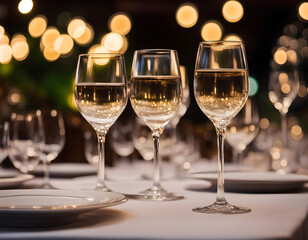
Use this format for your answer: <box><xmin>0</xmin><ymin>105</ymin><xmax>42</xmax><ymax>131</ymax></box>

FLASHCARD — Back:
<box><xmin>110</xmin><ymin>115</ymin><xmax>135</xmax><ymax>166</ymax></box>
<box><xmin>40</xmin><ymin>109</ymin><xmax>66</xmax><ymax>189</ymax></box>
<box><xmin>268</xmin><ymin>69</ymin><xmax>299</xmax><ymax>148</ymax></box>
<box><xmin>268</xmin><ymin>48</ymin><xmax>299</xmax><ymax>173</ymax></box>
<box><xmin>0</xmin><ymin>122</ymin><xmax>9</xmax><ymax>166</ymax></box>
<box><xmin>84</xmin><ymin>129</ymin><xmax>99</xmax><ymax>166</ymax></box>
<box><xmin>8</xmin><ymin>111</ymin><xmax>45</xmax><ymax>174</ymax></box>
<box><xmin>225</xmin><ymin>97</ymin><xmax>259</xmax><ymax>165</ymax></box>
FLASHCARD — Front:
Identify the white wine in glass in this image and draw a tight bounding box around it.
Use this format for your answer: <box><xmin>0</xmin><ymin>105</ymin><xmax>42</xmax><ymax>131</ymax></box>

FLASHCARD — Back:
<box><xmin>74</xmin><ymin>53</ymin><xmax>128</xmax><ymax>191</ymax></box>
<box><xmin>130</xmin><ymin>49</ymin><xmax>183</xmax><ymax>201</ymax></box>
<box><xmin>193</xmin><ymin>41</ymin><xmax>250</xmax><ymax>214</ymax></box>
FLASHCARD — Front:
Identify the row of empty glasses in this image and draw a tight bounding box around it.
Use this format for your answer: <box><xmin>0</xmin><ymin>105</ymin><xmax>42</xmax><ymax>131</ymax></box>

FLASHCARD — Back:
<box><xmin>74</xmin><ymin>41</ymin><xmax>252</xmax><ymax>214</ymax></box>
<box><xmin>0</xmin><ymin>110</ymin><xmax>65</xmax><ymax>189</ymax></box>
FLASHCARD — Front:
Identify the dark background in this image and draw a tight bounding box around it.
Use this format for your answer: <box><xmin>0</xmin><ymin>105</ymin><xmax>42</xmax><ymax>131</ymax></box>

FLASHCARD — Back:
<box><xmin>0</xmin><ymin>0</ymin><xmax>307</xmax><ymax>164</ymax></box>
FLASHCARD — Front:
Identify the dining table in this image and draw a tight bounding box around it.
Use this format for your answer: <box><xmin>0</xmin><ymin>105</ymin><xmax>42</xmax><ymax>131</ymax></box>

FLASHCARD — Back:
<box><xmin>0</xmin><ymin>160</ymin><xmax>308</xmax><ymax>240</ymax></box>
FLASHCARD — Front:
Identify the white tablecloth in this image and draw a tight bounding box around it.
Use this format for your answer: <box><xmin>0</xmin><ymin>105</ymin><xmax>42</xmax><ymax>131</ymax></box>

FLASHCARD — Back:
<box><xmin>1</xmin><ymin>162</ymin><xmax>308</xmax><ymax>240</ymax></box>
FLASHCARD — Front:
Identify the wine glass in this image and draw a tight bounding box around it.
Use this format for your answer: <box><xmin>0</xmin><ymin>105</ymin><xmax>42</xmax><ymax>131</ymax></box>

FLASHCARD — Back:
<box><xmin>0</xmin><ymin>122</ymin><xmax>9</xmax><ymax>165</ymax></box>
<box><xmin>84</xmin><ymin>129</ymin><xmax>99</xmax><ymax>166</ymax></box>
<box><xmin>130</xmin><ymin>49</ymin><xmax>183</xmax><ymax>201</ymax></box>
<box><xmin>8</xmin><ymin>111</ymin><xmax>45</xmax><ymax>174</ymax></box>
<box><xmin>133</xmin><ymin>117</ymin><xmax>154</xmax><ymax>161</ymax></box>
<box><xmin>268</xmin><ymin>68</ymin><xmax>299</xmax><ymax>148</ymax></box>
<box><xmin>74</xmin><ymin>53</ymin><xmax>128</xmax><ymax>191</ymax></box>
<box><xmin>225</xmin><ymin>97</ymin><xmax>259</xmax><ymax>164</ymax></box>
<box><xmin>171</xmin><ymin>66</ymin><xmax>190</xmax><ymax>126</ymax></box>
<box><xmin>193</xmin><ymin>41</ymin><xmax>250</xmax><ymax>214</ymax></box>
<box><xmin>40</xmin><ymin>109</ymin><xmax>66</xmax><ymax>189</ymax></box>
<box><xmin>110</xmin><ymin>115</ymin><xmax>135</xmax><ymax>166</ymax></box>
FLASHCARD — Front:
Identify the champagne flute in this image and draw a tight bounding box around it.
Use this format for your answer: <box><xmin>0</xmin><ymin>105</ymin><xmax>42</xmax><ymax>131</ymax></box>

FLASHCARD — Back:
<box><xmin>8</xmin><ymin>111</ymin><xmax>45</xmax><ymax>174</ymax></box>
<box><xmin>226</xmin><ymin>97</ymin><xmax>259</xmax><ymax>164</ymax></box>
<box><xmin>40</xmin><ymin>109</ymin><xmax>65</xmax><ymax>189</ymax></box>
<box><xmin>193</xmin><ymin>41</ymin><xmax>250</xmax><ymax>214</ymax></box>
<box><xmin>130</xmin><ymin>49</ymin><xmax>183</xmax><ymax>201</ymax></box>
<box><xmin>74</xmin><ymin>53</ymin><xmax>128</xmax><ymax>191</ymax></box>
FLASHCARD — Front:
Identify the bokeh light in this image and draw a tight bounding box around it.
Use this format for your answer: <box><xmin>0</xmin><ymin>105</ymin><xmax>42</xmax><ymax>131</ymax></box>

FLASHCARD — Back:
<box><xmin>109</xmin><ymin>13</ymin><xmax>132</xmax><ymax>35</ymax></box>
<box><xmin>68</xmin><ymin>18</ymin><xmax>86</xmax><ymax>39</ymax></box>
<box><xmin>28</xmin><ymin>16</ymin><xmax>47</xmax><ymax>38</ymax></box>
<box><xmin>201</xmin><ymin>21</ymin><xmax>222</xmax><ymax>41</ymax></box>
<box><xmin>119</xmin><ymin>36</ymin><xmax>129</xmax><ymax>54</ymax></box>
<box><xmin>10</xmin><ymin>34</ymin><xmax>26</xmax><ymax>47</ymax></box>
<box><xmin>291</xmin><ymin>124</ymin><xmax>303</xmax><ymax>141</ymax></box>
<box><xmin>176</xmin><ymin>3</ymin><xmax>198</xmax><ymax>28</ymax></box>
<box><xmin>287</xmin><ymin>49</ymin><xmax>298</xmax><ymax>64</ymax></box>
<box><xmin>43</xmin><ymin>48</ymin><xmax>60</xmax><ymax>62</ymax></box>
<box><xmin>54</xmin><ymin>34</ymin><xmax>74</xmax><ymax>55</ymax></box>
<box><xmin>91</xmin><ymin>46</ymin><xmax>110</xmax><ymax>65</ymax></box>
<box><xmin>102</xmin><ymin>32</ymin><xmax>124</xmax><ymax>52</ymax></box>
<box><xmin>249</xmin><ymin>76</ymin><xmax>259</xmax><ymax>96</ymax></box>
<box><xmin>0</xmin><ymin>26</ymin><xmax>5</xmax><ymax>38</ymax></box>
<box><xmin>260</xmin><ymin>118</ymin><xmax>270</xmax><ymax>129</ymax></box>
<box><xmin>224</xmin><ymin>34</ymin><xmax>242</xmax><ymax>41</ymax></box>
<box><xmin>298</xmin><ymin>83</ymin><xmax>307</xmax><ymax>97</ymax></box>
<box><xmin>18</xmin><ymin>0</ymin><xmax>33</xmax><ymax>14</ymax></box>
<box><xmin>0</xmin><ymin>35</ymin><xmax>9</xmax><ymax>45</ymax></box>
<box><xmin>12</xmin><ymin>41</ymin><xmax>29</xmax><ymax>61</ymax></box>
<box><xmin>0</xmin><ymin>44</ymin><xmax>12</xmax><ymax>64</ymax></box>
<box><xmin>74</xmin><ymin>24</ymin><xmax>94</xmax><ymax>46</ymax></box>
<box><xmin>298</xmin><ymin>2</ymin><xmax>308</xmax><ymax>20</ymax></box>
<box><xmin>222</xmin><ymin>0</ymin><xmax>244</xmax><ymax>23</ymax></box>
<box><xmin>42</xmin><ymin>27</ymin><xmax>60</xmax><ymax>49</ymax></box>
<box><xmin>273</xmin><ymin>48</ymin><xmax>288</xmax><ymax>65</ymax></box>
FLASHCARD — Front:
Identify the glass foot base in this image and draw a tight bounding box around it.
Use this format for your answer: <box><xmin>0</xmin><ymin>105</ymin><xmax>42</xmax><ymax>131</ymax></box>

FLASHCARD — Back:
<box><xmin>95</xmin><ymin>183</ymin><xmax>111</xmax><ymax>192</ymax></box>
<box><xmin>41</xmin><ymin>183</ymin><xmax>57</xmax><ymax>189</ymax></box>
<box><xmin>193</xmin><ymin>201</ymin><xmax>251</xmax><ymax>214</ymax></box>
<box><xmin>138</xmin><ymin>185</ymin><xmax>184</xmax><ymax>201</ymax></box>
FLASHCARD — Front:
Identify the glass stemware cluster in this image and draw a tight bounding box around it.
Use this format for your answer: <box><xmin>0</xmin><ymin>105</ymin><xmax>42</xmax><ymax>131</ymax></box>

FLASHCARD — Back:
<box><xmin>74</xmin><ymin>40</ymin><xmax>252</xmax><ymax>213</ymax></box>
<box><xmin>7</xmin><ymin>110</ymin><xmax>65</xmax><ymax>188</ymax></box>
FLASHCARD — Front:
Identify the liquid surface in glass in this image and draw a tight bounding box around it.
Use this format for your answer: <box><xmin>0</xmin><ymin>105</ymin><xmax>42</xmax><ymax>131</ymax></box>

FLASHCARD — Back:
<box><xmin>130</xmin><ymin>76</ymin><xmax>182</xmax><ymax>131</ymax></box>
<box><xmin>194</xmin><ymin>69</ymin><xmax>248</xmax><ymax>127</ymax></box>
<box><xmin>75</xmin><ymin>83</ymin><xmax>127</xmax><ymax>131</ymax></box>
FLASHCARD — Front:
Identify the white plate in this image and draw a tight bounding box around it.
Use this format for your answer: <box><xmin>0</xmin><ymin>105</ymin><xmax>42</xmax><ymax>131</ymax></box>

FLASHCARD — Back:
<box><xmin>189</xmin><ymin>171</ymin><xmax>308</xmax><ymax>193</ymax></box>
<box><xmin>0</xmin><ymin>189</ymin><xmax>127</xmax><ymax>228</ymax></box>
<box><xmin>0</xmin><ymin>174</ymin><xmax>34</xmax><ymax>188</ymax></box>
<box><xmin>31</xmin><ymin>163</ymin><xmax>97</xmax><ymax>178</ymax></box>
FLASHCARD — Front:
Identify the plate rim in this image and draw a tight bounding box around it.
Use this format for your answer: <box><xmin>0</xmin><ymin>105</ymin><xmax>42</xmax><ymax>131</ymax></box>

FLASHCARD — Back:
<box><xmin>0</xmin><ymin>189</ymin><xmax>127</xmax><ymax>212</ymax></box>
<box><xmin>188</xmin><ymin>171</ymin><xmax>308</xmax><ymax>184</ymax></box>
<box><xmin>0</xmin><ymin>174</ymin><xmax>34</xmax><ymax>185</ymax></box>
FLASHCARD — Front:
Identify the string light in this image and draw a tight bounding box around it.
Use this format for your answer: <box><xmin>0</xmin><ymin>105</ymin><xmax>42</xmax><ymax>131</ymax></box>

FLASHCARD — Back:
<box><xmin>298</xmin><ymin>2</ymin><xmax>308</xmax><ymax>21</ymax></box>
<box><xmin>18</xmin><ymin>0</ymin><xmax>33</xmax><ymax>14</ymax></box>
<box><xmin>201</xmin><ymin>21</ymin><xmax>222</xmax><ymax>41</ymax></box>
<box><xmin>54</xmin><ymin>34</ymin><xmax>74</xmax><ymax>55</ymax></box>
<box><xmin>222</xmin><ymin>0</ymin><xmax>244</xmax><ymax>23</ymax></box>
<box><xmin>0</xmin><ymin>44</ymin><xmax>12</xmax><ymax>64</ymax></box>
<box><xmin>28</xmin><ymin>16</ymin><xmax>47</xmax><ymax>38</ymax></box>
<box><xmin>102</xmin><ymin>32</ymin><xmax>123</xmax><ymax>52</ymax></box>
<box><xmin>176</xmin><ymin>3</ymin><xmax>198</xmax><ymax>28</ymax></box>
<box><xmin>42</xmin><ymin>27</ymin><xmax>60</xmax><ymax>49</ymax></box>
<box><xmin>74</xmin><ymin>24</ymin><xmax>94</xmax><ymax>46</ymax></box>
<box><xmin>68</xmin><ymin>18</ymin><xmax>86</xmax><ymax>39</ymax></box>
<box><xmin>109</xmin><ymin>13</ymin><xmax>132</xmax><ymax>35</ymax></box>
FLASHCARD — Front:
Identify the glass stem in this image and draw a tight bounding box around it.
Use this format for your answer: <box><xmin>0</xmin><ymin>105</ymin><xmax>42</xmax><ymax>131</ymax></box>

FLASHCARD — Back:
<box><xmin>281</xmin><ymin>113</ymin><xmax>287</xmax><ymax>148</ymax></box>
<box><xmin>215</xmin><ymin>127</ymin><xmax>227</xmax><ymax>205</ymax></box>
<box><xmin>42</xmin><ymin>157</ymin><xmax>51</xmax><ymax>187</ymax></box>
<box><xmin>152</xmin><ymin>130</ymin><xmax>161</xmax><ymax>187</ymax></box>
<box><xmin>96</xmin><ymin>130</ymin><xmax>108</xmax><ymax>191</ymax></box>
